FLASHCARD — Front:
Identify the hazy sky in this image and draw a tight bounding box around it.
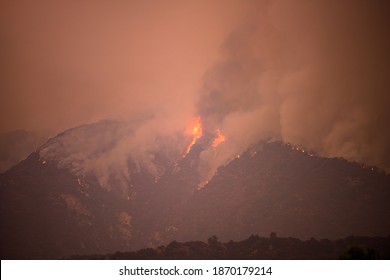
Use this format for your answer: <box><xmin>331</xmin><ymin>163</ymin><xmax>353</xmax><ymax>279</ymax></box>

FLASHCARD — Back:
<box><xmin>1</xmin><ymin>0</ymin><xmax>390</xmax><ymax>171</ymax></box>
<box><xmin>1</xmin><ymin>0</ymin><xmax>242</xmax><ymax>133</ymax></box>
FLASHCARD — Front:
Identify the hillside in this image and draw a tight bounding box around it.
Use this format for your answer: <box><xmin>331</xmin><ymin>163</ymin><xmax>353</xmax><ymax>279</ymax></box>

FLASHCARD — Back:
<box><xmin>70</xmin><ymin>234</ymin><xmax>390</xmax><ymax>260</ymax></box>
<box><xmin>1</xmin><ymin>121</ymin><xmax>389</xmax><ymax>259</ymax></box>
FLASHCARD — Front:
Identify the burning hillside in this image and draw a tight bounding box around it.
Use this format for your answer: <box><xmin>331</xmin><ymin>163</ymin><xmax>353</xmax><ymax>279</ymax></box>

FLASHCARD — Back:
<box><xmin>1</xmin><ymin>120</ymin><xmax>389</xmax><ymax>259</ymax></box>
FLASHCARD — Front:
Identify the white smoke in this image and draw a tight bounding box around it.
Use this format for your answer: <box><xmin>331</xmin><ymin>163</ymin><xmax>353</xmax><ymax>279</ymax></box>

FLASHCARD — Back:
<box><xmin>38</xmin><ymin>0</ymin><xmax>390</xmax><ymax>192</ymax></box>
<box><xmin>197</xmin><ymin>0</ymin><xmax>390</xmax><ymax>176</ymax></box>
<box><xmin>39</xmin><ymin>116</ymin><xmax>191</xmax><ymax>191</ymax></box>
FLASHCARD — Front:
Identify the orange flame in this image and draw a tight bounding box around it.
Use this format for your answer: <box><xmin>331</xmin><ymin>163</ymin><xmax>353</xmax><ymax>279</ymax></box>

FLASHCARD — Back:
<box><xmin>197</xmin><ymin>180</ymin><xmax>209</xmax><ymax>190</ymax></box>
<box><xmin>212</xmin><ymin>129</ymin><xmax>226</xmax><ymax>148</ymax></box>
<box><xmin>183</xmin><ymin>116</ymin><xmax>203</xmax><ymax>158</ymax></box>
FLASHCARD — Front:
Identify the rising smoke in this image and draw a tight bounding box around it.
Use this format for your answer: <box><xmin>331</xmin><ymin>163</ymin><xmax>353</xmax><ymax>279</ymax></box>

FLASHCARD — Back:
<box><xmin>5</xmin><ymin>0</ymin><xmax>390</xmax><ymax>189</ymax></box>
<box><xmin>39</xmin><ymin>116</ymin><xmax>192</xmax><ymax>192</ymax></box>
<box><xmin>197</xmin><ymin>0</ymin><xmax>390</xmax><ymax>173</ymax></box>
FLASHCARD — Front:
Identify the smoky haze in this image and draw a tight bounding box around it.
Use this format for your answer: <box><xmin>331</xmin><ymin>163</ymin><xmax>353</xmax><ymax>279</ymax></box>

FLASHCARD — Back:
<box><xmin>1</xmin><ymin>0</ymin><xmax>390</xmax><ymax>178</ymax></box>
<box><xmin>197</xmin><ymin>0</ymin><xmax>390</xmax><ymax>173</ymax></box>
<box><xmin>0</xmin><ymin>0</ymin><xmax>240</xmax><ymax>133</ymax></box>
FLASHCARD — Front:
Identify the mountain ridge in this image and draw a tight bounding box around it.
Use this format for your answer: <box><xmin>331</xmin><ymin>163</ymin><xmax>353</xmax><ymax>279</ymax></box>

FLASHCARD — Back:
<box><xmin>1</xmin><ymin>120</ymin><xmax>389</xmax><ymax>259</ymax></box>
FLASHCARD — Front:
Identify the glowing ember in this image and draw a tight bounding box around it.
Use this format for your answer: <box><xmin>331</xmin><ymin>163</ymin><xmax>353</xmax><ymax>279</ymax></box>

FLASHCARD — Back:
<box><xmin>212</xmin><ymin>129</ymin><xmax>226</xmax><ymax>148</ymax></box>
<box><xmin>76</xmin><ymin>176</ymin><xmax>86</xmax><ymax>187</ymax></box>
<box><xmin>182</xmin><ymin>116</ymin><xmax>203</xmax><ymax>158</ymax></box>
<box><xmin>197</xmin><ymin>180</ymin><xmax>209</xmax><ymax>190</ymax></box>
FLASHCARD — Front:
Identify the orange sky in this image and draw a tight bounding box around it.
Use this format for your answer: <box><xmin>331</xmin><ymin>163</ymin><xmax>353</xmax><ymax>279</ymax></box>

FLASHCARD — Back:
<box><xmin>1</xmin><ymin>0</ymin><xmax>390</xmax><ymax>171</ymax></box>
<box><xmin>0</xmin><ymin>0</ymin><xmax>242</xmax><ymax>133</ymax></box>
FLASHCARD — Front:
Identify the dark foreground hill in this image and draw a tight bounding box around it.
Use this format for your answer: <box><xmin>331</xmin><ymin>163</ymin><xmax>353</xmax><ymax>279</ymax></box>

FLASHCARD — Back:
<box><xmin>1</xmin><ymin>120</ymin><xmax>390</xmax><ymax>259</ymax></box>
<box><xmin>70</xmin><ymin>234</ymin><xmax>390</xmax><ymax>260</ymax></box>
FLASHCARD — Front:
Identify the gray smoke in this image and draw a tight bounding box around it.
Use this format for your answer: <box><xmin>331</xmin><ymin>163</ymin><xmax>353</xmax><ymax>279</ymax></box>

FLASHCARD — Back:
<box><xmin>39</xmin><ymin>117</ymin><xmax>190</xmax><ymax>192</ymax></box>
<box><xmin>29</xmin><ymin>0</ymin><xmax>390</xmax><ymax>191</ymax></box>
<box><xmin>197</xmin><ymin>0</ymin><xmax>390</xmax><ymax>175</ymax></box>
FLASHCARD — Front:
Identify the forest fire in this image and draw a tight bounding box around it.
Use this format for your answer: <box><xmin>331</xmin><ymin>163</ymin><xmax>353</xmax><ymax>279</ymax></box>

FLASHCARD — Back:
<box><xmin>197</xmin><ymin>180</ymin><xmax>208</xmax><ymax>190</ymax></box>
<box><xmin>182</xmin><ymin>117</ymin><xmax>227</xmax><ymax>158</ymax></box>
<box><xmin>212</xmin><ymin>129</ymin><xmax>226</xmax><ymax>148</ymax></box>
<box><xmin>182</xmin><ymin>116</ymin><xmax>203</xmax><ymax>158</ymax></box>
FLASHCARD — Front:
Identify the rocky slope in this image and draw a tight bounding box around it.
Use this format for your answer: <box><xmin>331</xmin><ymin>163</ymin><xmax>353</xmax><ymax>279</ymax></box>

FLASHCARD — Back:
<box><xmin>1</xmin><ymin>121</ymin><xmax>389</xmax><ymax>259</ymax></box>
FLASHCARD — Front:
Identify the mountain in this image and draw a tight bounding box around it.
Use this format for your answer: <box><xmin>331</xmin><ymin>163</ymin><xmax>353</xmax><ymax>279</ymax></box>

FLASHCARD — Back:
<box><xmin>0</xmin><ymin>129</ymin><xmax>50</xmax><ymax>173</ymax></box>
<box><xmin>1</xmin><ymin>120</ymin><xmax>390</xmax><ymax>259</ymax></box>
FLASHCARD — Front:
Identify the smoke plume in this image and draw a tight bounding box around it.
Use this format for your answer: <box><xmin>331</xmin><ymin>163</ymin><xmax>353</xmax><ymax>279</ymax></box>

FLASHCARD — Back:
<box><xmin>197</xmin><ymin>0</ymin><xmax>390</xmax><ymax>174</ymax></box>
<box><xmin>2</xmin><ymin>0</ymin><xmax>390</xmax><ymax>187</ymax></box>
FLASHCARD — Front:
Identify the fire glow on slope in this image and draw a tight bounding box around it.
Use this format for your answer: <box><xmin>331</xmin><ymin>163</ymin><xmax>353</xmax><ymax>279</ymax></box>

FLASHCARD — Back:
<box><xmin>197</xmin><ymin>129</ymin><xmax>228</xmax><ymax>190</ymax></box>
<box><xmin>182</xmin><ymin>116</ymin><xmax>203</xmax><ymax>158</ymax></box>
<box><xmin>212</xmin><ymin>129</ymin><xmax>226</xmax><ymax>148</ymax></box>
